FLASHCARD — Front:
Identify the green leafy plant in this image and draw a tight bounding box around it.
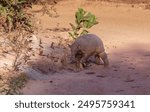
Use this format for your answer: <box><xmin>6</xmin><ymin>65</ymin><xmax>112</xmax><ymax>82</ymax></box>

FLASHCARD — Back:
<box><xmin>2</xmin><ymin>72</ymin><xmax>28</xmax><ymax>95</ymax></box>
<box><xmin>0</xmin><ymin>0</ymin><xmax>33</xmax><ymax>32</ymax></box>
<box><xmin>69</xmin><ymin>8</ymin><xmax>98</xmax><ymax>39</ymax></box>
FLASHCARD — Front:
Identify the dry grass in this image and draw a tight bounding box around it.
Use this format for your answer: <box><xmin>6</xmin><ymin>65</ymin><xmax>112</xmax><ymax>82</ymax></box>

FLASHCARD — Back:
<box><xmin>0</xmin><ymin>70</ymin><xmax>28</xmax><ymax>95</ymax></box>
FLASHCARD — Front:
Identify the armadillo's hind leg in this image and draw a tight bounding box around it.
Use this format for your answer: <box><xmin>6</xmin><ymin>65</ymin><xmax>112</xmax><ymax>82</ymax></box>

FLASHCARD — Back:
<box><xmin>99</xmin><ymin>52</ymin><xmax>109</xmax><ymax>67</ymax></box>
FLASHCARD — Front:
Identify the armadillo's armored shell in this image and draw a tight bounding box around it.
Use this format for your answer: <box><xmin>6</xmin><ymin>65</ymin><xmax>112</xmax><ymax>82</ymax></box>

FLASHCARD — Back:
<box><xmin>70</xmin><ymin>34</ymin><xmax>109</xmax><ymax>67</ymax></box>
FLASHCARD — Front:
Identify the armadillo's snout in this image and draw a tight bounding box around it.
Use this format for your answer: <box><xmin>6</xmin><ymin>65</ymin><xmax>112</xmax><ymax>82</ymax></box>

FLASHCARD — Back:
<box><xmin>104</xmin><ymin>59</ymin><xmax>109</xmax><ymax>67</ymax></box>
<box><xmin>100</xmin><ymin>52</ymin><xmax>109</xmax><ymax>67</ymax></box>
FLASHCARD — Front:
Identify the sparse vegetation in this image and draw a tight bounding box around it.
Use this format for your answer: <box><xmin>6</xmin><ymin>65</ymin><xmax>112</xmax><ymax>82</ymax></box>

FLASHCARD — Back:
<box><xmin>1</xmin><ymin>72</ymin><xmax>28</xmax><ymax>95</ymax></box>
<box><xmin>69</xmin><ymin>8</ymin><xmax>98</xmax><ymax>39</ymax></box>
<box><xmin>0</xmin><ymin>0</ymin><xmax>33</xmax><ymax>32</ymax></box>
<box><xmin>0</xmin><ymin>0</ymin><xmax>34</xmax><ymax>71</ymax></box>
<box><xmin>0</xmin><ymin>43</ymin><xmax>30</xmax><ymax>94</ymax></box>
<box><xmin>0</xmin><ymin>0</ymin><xmax>59</xmax><ymax>95</ymax></box>
<box><xmin>3</xmin><ymin>30</ymin><xmax>34</xmax><ymax>71</ymax></box>
<box><xmin>0</xmin><ymin>0</ymin><xmax>34</xmax><ymax>94</ymax></box>
<box><xmin>36</xmin><ymin>1</ymin><xmax>58</xmax><ymax>17</ymax></box>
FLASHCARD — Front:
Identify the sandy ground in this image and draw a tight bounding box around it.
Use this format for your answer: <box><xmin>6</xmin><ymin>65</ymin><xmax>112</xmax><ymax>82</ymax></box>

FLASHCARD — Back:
<box><xmin>19</xmin><ymin>1</ymin><xmax>150</xmax><ymax>95</ymax></box>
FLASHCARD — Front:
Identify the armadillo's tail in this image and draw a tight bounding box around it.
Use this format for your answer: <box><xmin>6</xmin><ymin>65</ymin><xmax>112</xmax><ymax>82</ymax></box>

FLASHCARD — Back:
<box><xmin>100</xmin><ymin>52</ymin><xmax>109</xmax><ymax>67</ymax></box>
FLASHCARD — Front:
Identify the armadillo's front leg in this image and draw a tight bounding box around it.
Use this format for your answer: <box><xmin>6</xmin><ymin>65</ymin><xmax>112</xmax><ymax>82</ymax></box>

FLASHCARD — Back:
<box><xmin>75</xmin><ymin>60</ymin><xmax>83</xmax><ymax>71</ymax></box>
<box><xmin>75</xmin><ymin>57</ymin><xmax>84</xmax><ymax>72</ymax></box>
<box><xmin>80</xmin><ymin>53</ymin><xmax>91</xmax><ymax>67</ymax></box>
<box><xmin>75</xmin><ymin>52</ymin><xmax>84</xmax><ymax>71</ymax></box>
<box><xmin>75</xmin><ymin>53</ymin><xmax>89</xmax><ymax>71</ymax></box>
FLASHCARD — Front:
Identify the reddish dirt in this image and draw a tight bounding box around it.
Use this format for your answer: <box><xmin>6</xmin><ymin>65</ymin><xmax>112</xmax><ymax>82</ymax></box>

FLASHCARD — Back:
<box><xmin>11</xmin><ymin>1</ymin><xmax>150</xmax><ymax>94</ymax></box>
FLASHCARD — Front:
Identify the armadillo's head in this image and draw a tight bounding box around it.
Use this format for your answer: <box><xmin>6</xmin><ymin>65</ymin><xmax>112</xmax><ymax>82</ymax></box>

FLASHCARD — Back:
<box><xmin>100</xmin><ymin>52</ymin><xmax>109</xmax><ymax>67</ymax></box>
<box><xmin>70</xmin><ymin>44</ymin><xmax>82</xmax><ymax>63</ymax></box>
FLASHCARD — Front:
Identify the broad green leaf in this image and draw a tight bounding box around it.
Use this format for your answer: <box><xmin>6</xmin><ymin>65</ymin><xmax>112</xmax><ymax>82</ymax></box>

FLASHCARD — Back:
<box><xmin>69</xmin><ymin>8</ymin><xmax>98</xmax><ymax>39</ymax></box>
